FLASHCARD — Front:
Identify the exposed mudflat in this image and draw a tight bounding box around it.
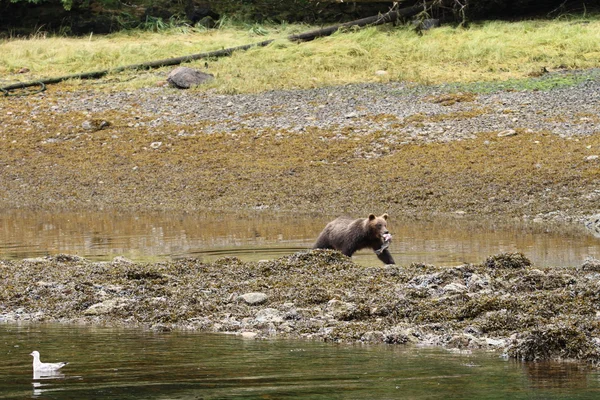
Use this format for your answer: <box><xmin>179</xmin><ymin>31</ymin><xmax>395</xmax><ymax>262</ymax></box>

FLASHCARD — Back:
<box><xmin>2</xmin><ymin>252</ymin><xmax>600</xmax><ymax>363</ymax></box>
<box><xmin>1</xmin><ymin>70</ymin><xmax>599</xmax><ymax>225</ymax></box>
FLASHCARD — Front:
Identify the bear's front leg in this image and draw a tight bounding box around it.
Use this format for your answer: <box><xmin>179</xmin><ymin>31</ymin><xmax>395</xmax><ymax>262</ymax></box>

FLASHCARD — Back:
<box><xmin>376</xmin><ymin>249</ymin><xmax>395</xmax><ymax>265</ymax></box>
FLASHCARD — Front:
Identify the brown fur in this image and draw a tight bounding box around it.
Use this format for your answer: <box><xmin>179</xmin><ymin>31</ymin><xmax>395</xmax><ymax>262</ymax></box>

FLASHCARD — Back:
<box><xmin>313</xmin><ymin>214</ymin><xmax>395</xmax><ymax>264</ymax></box>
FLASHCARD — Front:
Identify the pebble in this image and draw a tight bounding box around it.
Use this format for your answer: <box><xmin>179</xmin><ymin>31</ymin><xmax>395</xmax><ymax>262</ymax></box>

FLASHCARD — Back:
<box><xmin>497</xmin><ymin>129</ymin><xmax>517</xmax><ymax>137</ymax></box>
<box><xmin>240</xmin><ymin>331</ymin><xmax>258</xmax><ymax>339</ymax></box>
<box><xmin>238</xmin><ymin>292</ymin><xmax>269</xmax><ymax>305</ymax></box>
<box><xmin>255</xmin><ymin>308</ymin><xmax>284</xmax><ymax>323</ymax></box>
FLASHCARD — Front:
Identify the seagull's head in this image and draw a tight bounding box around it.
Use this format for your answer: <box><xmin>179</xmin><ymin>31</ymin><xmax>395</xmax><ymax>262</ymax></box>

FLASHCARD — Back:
<box><xmin>30</xmin><ymin>351</ymin><xmax>40</xmax><ymax>358</ymax></box>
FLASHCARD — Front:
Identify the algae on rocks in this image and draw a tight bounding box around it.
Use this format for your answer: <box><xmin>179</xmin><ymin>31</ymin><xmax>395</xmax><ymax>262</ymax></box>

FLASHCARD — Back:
<box><xmin>2</xmin><ymin>251</ymin><xmax>600</xmax><ymax>364</ymax></box>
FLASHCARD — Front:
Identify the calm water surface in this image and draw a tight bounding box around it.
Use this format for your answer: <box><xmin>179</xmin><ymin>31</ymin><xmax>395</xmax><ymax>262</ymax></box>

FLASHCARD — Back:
<box><xmin>1</xmin><ymin>324</ymin><xmax>600</xmax><ymax>399</ymax></box>
<box><xmin>1</xmin><ymin>210</ymin><xmax>599</xmax><ymax>266</ymax></box>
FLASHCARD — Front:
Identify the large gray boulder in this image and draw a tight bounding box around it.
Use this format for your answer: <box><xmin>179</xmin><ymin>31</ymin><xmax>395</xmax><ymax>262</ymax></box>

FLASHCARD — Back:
<box><xmin>167</xmin><ymin>67</ymin><xmax>214</xmax><ymax>89</ymax></box>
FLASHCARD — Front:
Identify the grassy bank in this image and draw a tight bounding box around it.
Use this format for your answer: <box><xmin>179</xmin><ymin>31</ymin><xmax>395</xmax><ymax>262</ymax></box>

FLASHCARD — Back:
<box><xmin>2</xmin><ymin>17</ymin><xmax>600</xmax><ymax>93</ymax></box>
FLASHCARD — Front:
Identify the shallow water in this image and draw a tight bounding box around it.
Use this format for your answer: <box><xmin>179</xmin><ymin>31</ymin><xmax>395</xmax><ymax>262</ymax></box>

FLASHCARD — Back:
<box><xmin>1</xmin><ymin>210</ymin><xmax>599</xmax><ymax>266</ymax></box>
<box><xmin>1</xmin><ymin>324</ymin><xmax>600</xmax><ymax>399</ymax></box>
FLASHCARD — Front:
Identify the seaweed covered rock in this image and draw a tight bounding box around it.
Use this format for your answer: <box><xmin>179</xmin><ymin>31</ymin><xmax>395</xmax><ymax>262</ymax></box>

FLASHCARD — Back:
<box><xmin>483</xmin><ymin>252</ymin><xmax>531</xmax><ymax>269</ymax></box>
<box><xmin>580</xmin><ymin>257</ymin><xmax>600</xmax><ymax>272</ymax></box>
<box><xmin>508</xmin><ymin>325</ymin><xmax>600</xmax><ymax>363</ymax></box>
<box><xmin>3</xmin><ymin>251</ymin><xmax>600</xmax><ymax>363</ymax></box>
<box><xmin>584</xmin><ymin>214</ymin><xmax>600</xmax><ymax>238</ymax></box>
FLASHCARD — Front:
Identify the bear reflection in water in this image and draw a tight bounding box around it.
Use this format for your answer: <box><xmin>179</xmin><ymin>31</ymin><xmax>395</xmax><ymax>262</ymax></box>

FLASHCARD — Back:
<box><xmin>313</xmin><ymin>214</ymin><xmax>395</xmax><ymax>265</ymax></box>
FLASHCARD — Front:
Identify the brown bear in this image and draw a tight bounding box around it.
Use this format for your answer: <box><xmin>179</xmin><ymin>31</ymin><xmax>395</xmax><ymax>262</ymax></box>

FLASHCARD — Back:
<box><xmin>313</xmin><ymin>214</ymin><xmax>395</xmax><ymax>264</ymax></box>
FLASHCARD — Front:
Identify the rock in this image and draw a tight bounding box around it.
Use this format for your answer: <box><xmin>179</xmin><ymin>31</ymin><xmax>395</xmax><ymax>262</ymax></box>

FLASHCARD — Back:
<box><xmin>82</xmin><ymin>119</ymin><xmax>111</xmax><ymax>131</ymax></box>
<box><xmin>442</xmin><ymin>282</ymin><xmax>467</xmax><ymax>294</ymax></box>
<box><xmin>464</xmin><ymin>326</ymin><xmax>481</xmax><ymax>335</ymax></box>
<box><xmin>35</xmin><ymin>281</ymin><xmax>57</xmax><ymax>288</ymax></box>
<box><xmin>375</xmin><ymin>70</ymin><xmax>388</xmax><ymax>76</ymax></box>
<box><xmin>383</xmin><ymin>328</ymin><xmax>414</xmax><ymax>344</ymax></box>
<box><xmin>497</xmin><ymin>129</ymin><xmax>517</xmax><ymax>137</ymax></box>
<box><xmin>409</xmin><ymin>273</ymin><xmax>443</xmax><ymax>289</ymax></box>
<box><xmin>580</xmin><ymin>257</ymin><xmax>600</xmax><ymax>272</ymax></box>
<box><xmin>112</xmin><ymin>256</ymin><xmax>133</xmax><ymax>264</ymax></box>
<box><xmin>344</xmin><ymin>112</ymin><xmax>358</xmax><ymax>118</ymax></box>
<box><xmin>361</xmin><ymin>331</ymin><xmax>385</xmax><ymax>342</ymax></box>
<box><xmin>485</xmin><ymin>338</ymin><xmax>506</xmax><ymax>347</ymax></box>
<box><xmin>150</xmin><ymin>141</ymin><xmax>163</xmax><ymax>149</ymax></box>
<box><xmin>484</xmin><ymin>253</ymin><xmax>531</xmax><ymax>269</ymax></box>
<box><xmin>255</xmin><ymin>308</ymin><xmax>284</xmax><ymax>323</ymax></box>
<box><xmin>22</xmin><ymin>257</ymin><xmax>49</xmax><ymax>263</ymax></box>
<box><xmin>508</xmin><ymin>325</ymin><xmax>595</xmax><ymax>361</ymax></box>
<box><xmin>53</xmin><ymin>254</ymin><xmax>85</xmax><ymax>263</ymax></box>
<box><xmin>585</xmin><ymin>155</ymin><xmax>599</xmax><ymax>161</ymax></box>
<box><xmin>238</xmin><ymin>292</ymin><xmax>269</xmax><ymax>305</ymax></box>
<box><xmin>167</xmin><ymin>67</ymin><xmax>214</xmax><ymax>89</ymax></box>
<box><xmin>83</xmin><ymin>298</ymin><xmax>131</xmax><ymax>316</ymax></box>
<box><xmin>447</xmin><ymin>334</ymin><xmax>472</xmax><ymax>348</ymax></box>
<box><xmin>326</xmin><ymin>299</ymin><xmax>361</xmax><ymax>320</ymax></box>
<box><xmin>241</xmin><ymin>331</ymin><xmax>258</xmax><ymax>339</ymax></box>
<box><xmin>150</xmin><ymin>323</ymin><xmax>172</xmax><ymax>332</ymax></box>
<box><xmin>467</xmin><ymin>274</ymin><xmax>489</xmax><ymax>292</ymax></box>
<box><xmin>584</xmin><ymin>214</ymin><xmax>600</xmax><ymax>238</ymax></box>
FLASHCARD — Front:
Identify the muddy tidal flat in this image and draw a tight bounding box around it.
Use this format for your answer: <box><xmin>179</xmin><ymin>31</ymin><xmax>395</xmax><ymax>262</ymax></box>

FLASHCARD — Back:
<box><xmin>1</xmin><ymin>70</ymin><xmax>600</xmax><ymax>224</ymax></box>
<box><xmin>2</xmin><ymin>251</ymin><xmax>600</xmax><ymax>363</ymax></box>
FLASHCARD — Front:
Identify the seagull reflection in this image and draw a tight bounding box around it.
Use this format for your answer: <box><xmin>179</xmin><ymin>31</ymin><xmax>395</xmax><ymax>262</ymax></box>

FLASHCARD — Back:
<box><xmin>32</xmin><ymin>370</ymin><xmax>66</xmax><ymax>397</ymax></box>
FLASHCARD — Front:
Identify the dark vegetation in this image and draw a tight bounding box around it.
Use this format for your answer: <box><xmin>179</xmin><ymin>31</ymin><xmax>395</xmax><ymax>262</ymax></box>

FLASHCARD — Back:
<box><xmin>1</xmin><ymin>0</ymin><xmax>598</xmax><ymax>35</ymax></box>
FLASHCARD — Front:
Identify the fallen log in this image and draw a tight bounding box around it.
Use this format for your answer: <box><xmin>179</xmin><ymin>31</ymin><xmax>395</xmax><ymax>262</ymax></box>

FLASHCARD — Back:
<box><xmin>1</xmin><ymin>2</ymin><xmax>432</xmax><ymax>94</ymax></box>
<box><xmin>289</xmin><ymin>2</ymin><xmax>434</xmax><ymax>41</ymax></box>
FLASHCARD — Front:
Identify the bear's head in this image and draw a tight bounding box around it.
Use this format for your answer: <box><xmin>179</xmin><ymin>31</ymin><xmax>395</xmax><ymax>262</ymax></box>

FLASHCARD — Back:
<box><xmin>367</xmin><ymin>213</ymin><xmax>390</xmax><ymax>240</ymax></box>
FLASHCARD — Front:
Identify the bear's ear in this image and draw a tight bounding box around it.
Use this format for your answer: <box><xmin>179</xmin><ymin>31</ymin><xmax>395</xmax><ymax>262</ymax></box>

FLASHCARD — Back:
<box><xmin>368</xmin><ymin>214</ymin><xmax>376</xmax><ymax>221</ymax></box>
<box><xmin>382</xmin><ymin>213</ymin><xmax>388</xmax><ymax>220</ymax></box>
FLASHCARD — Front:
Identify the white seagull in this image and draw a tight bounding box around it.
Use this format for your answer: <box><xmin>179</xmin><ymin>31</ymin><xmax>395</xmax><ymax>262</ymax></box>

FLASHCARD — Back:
<box><xmin>30</xmin><ymin>351</ymin><xmax>68</xmax><ymax>372</ymax></box>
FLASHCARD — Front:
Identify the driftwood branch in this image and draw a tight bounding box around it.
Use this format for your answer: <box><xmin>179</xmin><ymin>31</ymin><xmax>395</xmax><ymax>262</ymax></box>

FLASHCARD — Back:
<box><xmin>289</xmin><ymin>1</ymin><xmax>434</xmax><ymax>41</ymax></box>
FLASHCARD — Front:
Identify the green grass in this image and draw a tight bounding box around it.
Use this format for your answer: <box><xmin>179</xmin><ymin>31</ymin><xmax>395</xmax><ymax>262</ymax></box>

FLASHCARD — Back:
<box><xmin>1</xmin><ymin>16</ymin><xmax>600</xmax><ymax>93</ymax></box>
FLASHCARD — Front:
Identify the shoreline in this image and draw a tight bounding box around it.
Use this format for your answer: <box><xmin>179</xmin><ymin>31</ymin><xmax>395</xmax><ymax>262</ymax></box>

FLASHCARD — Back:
<box><xmin>2</xmin><ymin>252</ymin><xmax>600</xmax><ymax>363</ymax></box>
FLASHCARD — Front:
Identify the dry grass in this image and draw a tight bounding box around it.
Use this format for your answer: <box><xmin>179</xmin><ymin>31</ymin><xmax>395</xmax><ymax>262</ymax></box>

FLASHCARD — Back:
<box><xmin>1</xmin><ymin>17</ymin><xmax>600</xmax><ymax>93</ymax></box>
